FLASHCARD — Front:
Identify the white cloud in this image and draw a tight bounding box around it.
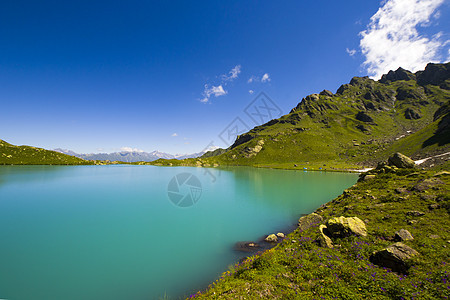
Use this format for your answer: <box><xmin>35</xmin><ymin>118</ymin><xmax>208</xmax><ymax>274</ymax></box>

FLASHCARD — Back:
<box><xmin>261</xmin><ymin>73</ymin><xmax>271</xmax><ymax>82</ymax></box>
<box><xmin>120</xmin><ymin>147</ymin><xmax>145</xmax><ymax>153</ymax></box>
<box><xmin>247</xmin><ymin>76</ymin><xmax>257</xmax><ymax>83</ymax></box>
<box><xmin>249</xmin><ymin>89</ymin><xmax>254</xmax><ymax>94</ymax></box>
<box><xmin>359</xmin><ymin>0</ymin><xmax>447</xmax><ymax>79</ymax></box>
<box><xmin>200</xmin><ymin>84</ymin><xmax>227</xmax><ymax>103</ymax></box>
<box><xmin>346</xmin><ymin>48</ymin><xmax>357</xmax><ymax>56</ymax></box>
<box><xmin>222</xmin><ymin>65</ymin><xmax>241</xmax><ymax>81</ymax></box>
<box><xmin>171</xmin><ymin>133</ymin><xmax>178</xmax><ymax>137</ymax></box>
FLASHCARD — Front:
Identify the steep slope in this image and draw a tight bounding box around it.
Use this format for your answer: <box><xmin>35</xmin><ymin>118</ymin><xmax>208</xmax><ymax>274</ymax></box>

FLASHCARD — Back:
<box><xmin>161</xmin><ymin>63</ymin><xmax>449</xmax><ymax>170</ymax></box>
<box><xmin>0</xmin><ymin>140</ymin><xmax>94</xmax><ymax>165</ymax></box>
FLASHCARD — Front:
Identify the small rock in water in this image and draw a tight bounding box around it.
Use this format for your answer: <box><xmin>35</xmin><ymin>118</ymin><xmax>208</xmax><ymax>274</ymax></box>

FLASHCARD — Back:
<box><xmin>265</xmin><ymin>234</ymin><xmax>278</xmax><ymax>242</ymax></box>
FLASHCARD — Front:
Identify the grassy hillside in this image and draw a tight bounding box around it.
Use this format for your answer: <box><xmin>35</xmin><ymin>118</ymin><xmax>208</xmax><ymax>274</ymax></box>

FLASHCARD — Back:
<box><xmin>190</xmin><ymin>166</ymin><xmax>450</xmax><ymax>299</ymax></box>
<box><xmin>0</xmin><ymin>139</ymin><xmax>95</xmax><ymax>165</ymax></box>
<box><xmin>147</xmin><ymin>63</ymin><xmax>450</xmax><ymax>171</ymax></box>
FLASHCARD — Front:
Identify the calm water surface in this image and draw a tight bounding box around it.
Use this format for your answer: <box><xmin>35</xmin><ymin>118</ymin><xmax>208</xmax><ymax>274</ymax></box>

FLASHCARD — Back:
<box><xmin>0</xmin><ymin>165</ymin><xmax>357</xmax><ymax>299</ymax></box>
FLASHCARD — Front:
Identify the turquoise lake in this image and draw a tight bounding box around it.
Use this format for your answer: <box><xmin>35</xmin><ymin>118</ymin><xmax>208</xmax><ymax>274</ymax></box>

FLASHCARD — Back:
<box><xmin>0</xmin><ymin>165</ymin><xmax>358</xmax><ymax>300</ymax></box>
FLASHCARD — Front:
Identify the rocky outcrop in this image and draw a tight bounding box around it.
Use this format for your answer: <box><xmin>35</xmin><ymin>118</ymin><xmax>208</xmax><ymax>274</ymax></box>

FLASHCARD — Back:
<box><xmin>298</xmin><ymin>213</ymin><xmax>323</xmax><ymax>232</ymax></box>
<box><xmin>370</xmin><ymin>242</ymin><xmax>419</xmax><ymax>273</ymax></box>
<box><xmin>356</xmin><ymin>111</ymin><xmax>375</xmax><ymax>123</ymax></box>
<box><xmin>243</xmin><ymin>140</ymin><xmax>264</xmax><ymax>158</ymax></box>
<box><xmin>326</xmin><ymin>216</ymin><xmax>367</xmax><ymax>237</ymax></box>
<box><xmin>380</xmin><ymin>67</ymin><xmax>416</xmax><ymax>83</ymax></box>
<box><xmin>404</xmin><ymin>108</ymin><xmax>422</xmax><ymax>119</ymax></box>
<box><xmin>320</xmin><ymin>90</ymin><xmax>334</xmax><ymax>97</ymax></box>
<box><xmin>416</xmin><ymin>62</ymin><xmax>450</xmax><ymax>88</ymax></box>
<box><xmin>388</xmin><ymin>152</ymin><xmax>415</xmax><ymax>168</ymax></box>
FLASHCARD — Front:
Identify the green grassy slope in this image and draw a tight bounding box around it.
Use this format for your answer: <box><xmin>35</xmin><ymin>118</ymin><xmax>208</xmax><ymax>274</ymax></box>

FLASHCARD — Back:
<box><xmin>147</xmin><ymin>63</ymin><xmax>450</xmax><ymax>171</ymax></box>
<box><xmin>190</xmin><ymin>168</ymin><xmax>450</xmax><ymax>299</ymax></box>
<box><xmin>0</xmin><ymin>139</ymin><xmax>94</xmax><ymax>165</ymax></box>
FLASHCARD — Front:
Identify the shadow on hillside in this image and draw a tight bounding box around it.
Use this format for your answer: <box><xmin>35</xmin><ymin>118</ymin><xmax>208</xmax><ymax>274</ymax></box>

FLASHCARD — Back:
<box><xmin>422</xmin><ymin>114</ymin><xmax>450</xmax><ymax>147</ymax></box>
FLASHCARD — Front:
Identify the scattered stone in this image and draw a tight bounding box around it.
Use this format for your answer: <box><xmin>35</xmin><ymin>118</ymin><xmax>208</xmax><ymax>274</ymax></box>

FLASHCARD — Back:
<box><xmin>291</xmin><ymin>240</ymin><xmax>297</xmax><ymax>243</ymax></box>
<box><xmin>317</xmin><ymin>225</ymin><xmax>333</xmax><ymax>248</ymax></box>
<box><xmin>406</xmin><ymin>211</ymin><xmax>425</xmax><ymax>217</ymax></box>
<box><xmin>326</xmin><ymin>216</ymin><xmax>368</xmax><ymax>237</ymax></box>
<box><xmin>407</xmin><ymin>220</ymin><xmax>417</xmax><ymax>225</ymax></box>
<box><xmin>363</xmin><ymin>174</ymin><xmax>376</xmax><ymax>181</ymax></box>
<box><xmin>388</xmin><ymin>152</ymin><xmax>415</xmax><ymax>168</ymax></box>
<box><xmin>434</xmin><ymin>171</ymin><xmax>450</xmax><ymax>177</ymax></box>
<box><xmin>395</xmin><ymin>188</ymin><xmax>408</xmax><ymax>194</ymax></box>
<box><xmin>298</xmin><ymin>213</ymin><xmax>323</xmax><ymax>232</ymax></box>
<box><xmin>394</xmin><ymin>229</ymin><xmax>414</xmax><ymax>242</ymax></box>
<box><xmin>436</xmin><ymin>195</ymin><xmax>448</xmax><ymax>202</ymax></box>
<box><xmin>234</xmin><ymin>241</ymin><xmax>261</xmax><ymax>252</ymax></box>
<box><xmin>429</xmin><ymin>234</ymin><xmax>441</xmax><ymax>239</ymax></box>
<box><xmin>364</xmin><ymin>219</ymin><xmax>370</xmax><ymax>224</ymax></box>
<box><xmin>276</xmin><ymin>232</ymin><xmax>285</xmax><ymax>238</ymax></box>
<box><xmin>420</xmin><ymin>194</ymin><xmax>436</xmax><ymax>201</ymax></box>
<box><xmin>412</xmin><ymin>178</ymin><xmax>444</xmax><ymax>192</ymax></box>
<box><xmin>429</xmin><ymin>203</ymin><xmax>440</xmax><ymax>210</ymax></box>
<box><xmin>382</xmin><ymin>215</ymin><xmax>392</xmax><ymax>220</ymax></box>
<box><xmin>265</xmin><ymin>234</ymin><xmax>278</xmax><ymax>243</ymax></box>
<box><xmin>370</xmin><ymin>242</ymin><xmax>419</xmax><ymax>273</ymax></box>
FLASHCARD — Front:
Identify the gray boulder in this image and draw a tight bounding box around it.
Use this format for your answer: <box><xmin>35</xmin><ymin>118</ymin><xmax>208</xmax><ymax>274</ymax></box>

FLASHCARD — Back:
<box><xmin>298</xmin><ymin>213</ymin><xmax>323</xmax><ymax>232</ymax></box>
<box><xmin>326</xmin><ymin>216</ymin><xmax>367</xmax><ymax>237</ymax></box>
<box><xmin>317</xmin><ymin>225</ymin><xmax>333</xmax><ymax>248</ymax></box>
<box><xmin>388</xmin><ymin>152</ymin><xmax>415</xmax><ymax>168</ymax></box>
<box><xmin>394</xmin><ymin>229</ymin><xmax>414</xmax><ymax>241</ymax></box>
<box><xmin>370</xmin><ymin>242</ymin><xmax>419</xmax><ymax>273</ymax></box>
<box><xmin>265</xmin><ymin>234</ymin><xmax>278</xmax><ymax>242</ymax></box>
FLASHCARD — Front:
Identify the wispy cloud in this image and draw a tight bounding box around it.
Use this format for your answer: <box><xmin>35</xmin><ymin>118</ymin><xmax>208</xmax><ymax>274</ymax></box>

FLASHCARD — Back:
<box><xmin>200</xmin><ymin>84</ymin><xmax>227</xmax><ymax>103</ymax></box>
<box><xmin>359</xmin><ymin>0</ymin><xmax>447</xmax><ymax>79</ymax></box>
<box><xmin>171</xmin><ymin>133</ymin><xmax>178</xmax><ymax>137</ymax></box>
<box><xmin>248</xmin><ymin>73</ymin><xmax>271</xmax><ymax>83</ymax></box>
<box><xmin>247</xmin><ymin>76</ymin><xmax>257</xmax><ymax>83</ymax></box>
<box><xmin>222</xmin><ymin>65</ymin><xmax>241</xmax><ymax>81</ymax></box>
<box><xmin>346</xmin><ymin>48</ymin><xmax>357</xmax><ymax>56</ymax></box>
<box><xmin>261</xmin><ymin>73</ymin><xmax>271</xmax><ymax>82</ymax></box>
<box><xmin>200</xmin><ymin>65</ymin><xmax>240</xmax><ymax>103</ymax></box>
<box><xmin>248</xmin><ymin>89</ymin><xmax>254</xmax><ymax>94</ymax></box>
<box><xmin>120</xmin><ymin>147</ymin><xmax>145</xmax><ymax>153</ymax></box>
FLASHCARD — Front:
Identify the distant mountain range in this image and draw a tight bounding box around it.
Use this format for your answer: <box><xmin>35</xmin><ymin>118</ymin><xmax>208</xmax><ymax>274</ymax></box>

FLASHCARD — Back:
<box><xmin>53</xmin><ymin>149</ymin><xmax>210</xmax><ymax>162</ymax></box>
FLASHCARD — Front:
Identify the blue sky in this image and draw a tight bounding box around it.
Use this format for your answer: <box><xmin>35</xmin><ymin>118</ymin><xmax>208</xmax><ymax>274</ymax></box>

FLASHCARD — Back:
<box><xmin>1</xmin><ymin>0</ymin><xmax>449</xmax><ymax>154</ymax></box>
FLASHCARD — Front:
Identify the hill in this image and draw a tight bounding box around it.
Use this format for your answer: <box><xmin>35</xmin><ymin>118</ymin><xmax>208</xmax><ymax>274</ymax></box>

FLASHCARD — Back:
<box><xmin>149</xmin><ymin>62</ymin><xmax>450</xmax><ymax>171</ymax></box>
<box><xmin>0</xmin><ymin>140</ymin><xmax>95</xmax><ymax>165</ymax></box>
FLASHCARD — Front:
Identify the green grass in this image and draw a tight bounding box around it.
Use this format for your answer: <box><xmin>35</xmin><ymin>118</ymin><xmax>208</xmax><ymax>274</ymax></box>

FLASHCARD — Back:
<box><xmin>189</xmin><ymin>168</ymin><xmax>450</xmax><ymax>299</ymax></box>
<box><xmin>0</xmin><ymin>139</ymin><xmax>97</xmax><ymax>165</ymax></box>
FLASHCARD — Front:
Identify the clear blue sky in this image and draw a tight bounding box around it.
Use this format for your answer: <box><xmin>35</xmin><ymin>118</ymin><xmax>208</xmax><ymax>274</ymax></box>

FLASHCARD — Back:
<box><xmin>1</xmin><ymin>0</ymin><xmax>448</xmax><ymax>154</ymax></box>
